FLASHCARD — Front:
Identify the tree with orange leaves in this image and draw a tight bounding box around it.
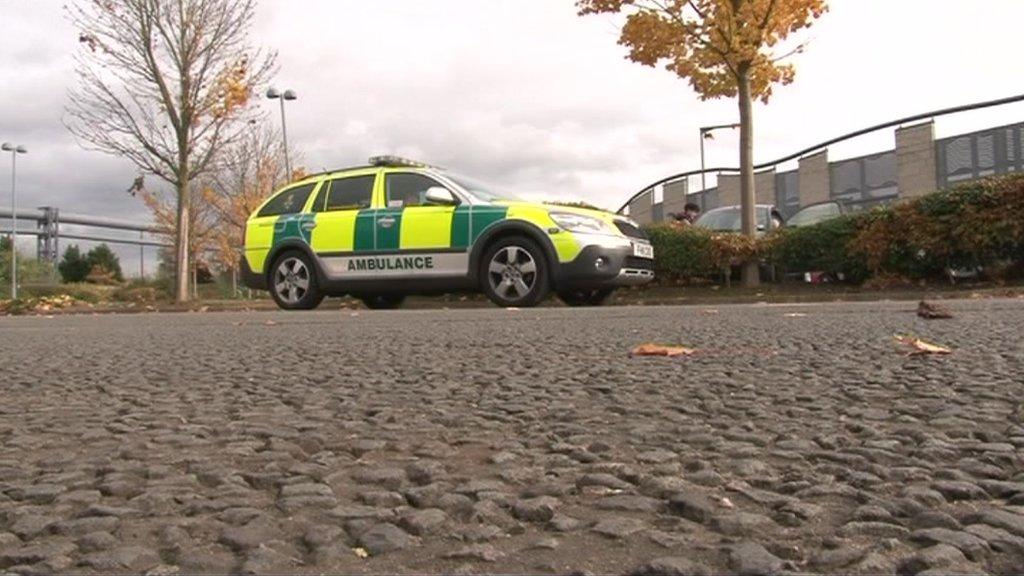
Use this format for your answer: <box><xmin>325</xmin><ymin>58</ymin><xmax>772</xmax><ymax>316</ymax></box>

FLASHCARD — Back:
<box><xmin>66</xmin><ymin>0</ymin><xmax>276</xmax><ymax>302</ymax></box>
<box><xmin>203</xmin><ymin>125</ymin><xmax>299</xmax><ymax>278</ymax></box>
<box><xmin>578</xmin><ymin>0</ymin><xmax>827</xmax><ymax>286</ymax></box>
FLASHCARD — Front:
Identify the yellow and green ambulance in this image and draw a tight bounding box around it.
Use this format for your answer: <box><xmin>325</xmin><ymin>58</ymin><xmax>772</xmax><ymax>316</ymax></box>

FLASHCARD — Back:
<box><xmin>241</xmin><ymin>156</ymin><xmax>654</xmax><ymax>309</ymax></box>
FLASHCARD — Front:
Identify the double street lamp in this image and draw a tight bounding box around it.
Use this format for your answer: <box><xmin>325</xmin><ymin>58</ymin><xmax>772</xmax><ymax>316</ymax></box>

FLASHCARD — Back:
<box><xmin>698</xmin><ymin>123</ymin><xmax>740</xmax><ymax>211</ymax></box>
<box><xmin>2</xmin><ymin>142</ymin><xmax>28</xmax><ymax>300</ymax></box>
<box><xmin>266</xmin><ymin>87</ymin><xmax>297</xmax><ymax>178</ymax></box>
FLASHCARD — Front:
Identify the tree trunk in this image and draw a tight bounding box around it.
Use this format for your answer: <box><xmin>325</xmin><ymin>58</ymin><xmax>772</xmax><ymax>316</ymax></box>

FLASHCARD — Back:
<box><xmin>174</xmin><ymin>178</ymin><xmax>190</xmax><ymax>303</ymax></box>
<box><xmin>737</xmin><ymin>67</ymin><xmax>760</xmax><ymax>288</ymax></box>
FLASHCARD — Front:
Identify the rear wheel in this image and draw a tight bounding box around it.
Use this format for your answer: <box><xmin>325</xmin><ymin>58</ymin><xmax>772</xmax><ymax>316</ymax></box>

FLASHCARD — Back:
<box><xmin>357</xmin><ymin>295</ymin><xmax>406</xmax><ymax>310</ymax></box>
<box><xmin>269</xmin><ymin>251</ymin><xmax>324</xmax><ymax>310</ymax></box>
<box><xmin>557</xmin><ymin>288</ymin><xmax>615</xmax><ymax>307</ymax></box>
<box><xmin>480</xmin><ymin>236</ymin><xmax>550</xmax><ymax>308</ymax></box>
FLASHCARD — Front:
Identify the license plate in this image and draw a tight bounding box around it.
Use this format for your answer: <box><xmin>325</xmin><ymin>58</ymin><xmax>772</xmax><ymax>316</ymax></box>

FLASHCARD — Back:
<box><xmin>632</xmin><ymin>242</ymin><xmax>654</xmax><ymax>259</ymax></box>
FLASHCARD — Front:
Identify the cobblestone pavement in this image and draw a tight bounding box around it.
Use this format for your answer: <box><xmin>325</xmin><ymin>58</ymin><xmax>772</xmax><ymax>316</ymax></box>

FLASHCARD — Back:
<box><xmin>2</xmin><ymin>299</ymin><xmax>1024</xmax><ymax>575</ymax></box>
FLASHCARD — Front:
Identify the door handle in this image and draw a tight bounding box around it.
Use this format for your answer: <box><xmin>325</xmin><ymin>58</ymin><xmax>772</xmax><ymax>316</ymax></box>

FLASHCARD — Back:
<box><xmin>300</xmin><ymin>221</ymin><xmax>317</xmax><ymax>231</ymax></box>
<box><xmin>378</xmin><ymin>217</ymin><xmax>396</xmax><ymax>228</ymax></box>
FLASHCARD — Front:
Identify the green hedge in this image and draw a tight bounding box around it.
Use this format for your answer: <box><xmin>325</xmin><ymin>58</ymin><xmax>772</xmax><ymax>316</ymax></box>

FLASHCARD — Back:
<box><xmin>765</xmin><ymin>215</ymin><xmax>868</xmax><ymax>282</ymax></box>
<box><xmin>644</xmin><ymin>174</ymin><xmax>1024</xmax><ymax>284</ymax></box>
<box><xmin>849</xmin><ymin>175</ymin><xmax>1024</xmax><ymax>279</ymax></box>
<box><xmin>645</xmin><ymin>225</ymin><xmax>719</xmax><ymax>281</ymax></box>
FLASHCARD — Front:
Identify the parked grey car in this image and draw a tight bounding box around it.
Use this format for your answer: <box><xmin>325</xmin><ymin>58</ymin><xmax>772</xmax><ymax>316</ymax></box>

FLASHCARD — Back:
<box><xmin>694</xmin><ymin>204</ymin><xmax>785</xmax><ymax>234</ymax></box>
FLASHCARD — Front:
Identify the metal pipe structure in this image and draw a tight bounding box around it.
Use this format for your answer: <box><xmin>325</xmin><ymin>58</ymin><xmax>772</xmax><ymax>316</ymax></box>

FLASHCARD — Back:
<box><xmin>0</xmin><ymin>208</ymin><xmax>160</xmax><ymax>233</ymax></box>
<box><xmin>0</xmin><ymin>229</ymin><xmax>170</xmax><ymax>248</ymax></box>
<box><xmin>617</xmin><ymin>92</ymin><xmax>1024</xmax><ymax>214</ymax></box>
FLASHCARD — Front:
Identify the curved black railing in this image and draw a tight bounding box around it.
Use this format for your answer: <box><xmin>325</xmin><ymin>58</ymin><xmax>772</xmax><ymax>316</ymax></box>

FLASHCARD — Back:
<box><xmin>616</xmin><ymin>92</ymin><xmax>1024</xmax><ymax>214</ymax></box>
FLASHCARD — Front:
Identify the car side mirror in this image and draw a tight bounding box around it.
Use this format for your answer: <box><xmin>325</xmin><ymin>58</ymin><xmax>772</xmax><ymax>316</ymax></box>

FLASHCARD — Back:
<box><xmin>424</xmin><ymin>186</ymin><xmax>458</xmax><ymax>205</ymax></box>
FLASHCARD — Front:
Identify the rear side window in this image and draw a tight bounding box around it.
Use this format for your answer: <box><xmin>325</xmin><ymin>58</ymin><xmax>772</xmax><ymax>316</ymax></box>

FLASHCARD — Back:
<box><xmin>258</xmin><ymin>183</ymin><xmax>316</xmax><ymax>218</ymax></box>
<box><xmin>321</xmin><ymin>175</ymin><xmax>375</xmax><ymax>212</ymax></box>
<box><xmin>385</xmin><ymin>173</ymin><xmax>448</xmax><ymax>208</ymax></box>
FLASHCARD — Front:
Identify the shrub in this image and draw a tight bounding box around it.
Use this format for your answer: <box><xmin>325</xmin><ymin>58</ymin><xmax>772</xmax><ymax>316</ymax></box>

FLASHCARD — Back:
<box><xmin>849</xmin><ymin>174</ymin><xmax>1024</xmax><ymax>280</ymax></box>
<box><xmin>645</xmin><ymin>225</ymin><xmax>764</xmax><ymax>282</ymax></box>
<box><xmin>644</xmin><ymin>174</ymin><xmax>1024</xmax><ymax>285</ymax></box>
<box><xmin>59</xmin><ymin>245</ymin><xmax>91</xmax><ymax>283</ymax></box>
<box><xmin>645</xmin><ymin>225</ymin><xmax>722</xmax><ymax>281</ymax></box>
<box><xmin>85</xmin><ymin>244</ymin><xmax>124</xmax><ymax>282</ymax></box>
<box><xmin>2</xmin><ymin>238</ymin><xmax>56</xmax><ymax>290</ymax></box>
<box><xmin>766</xmin><ymin>215</ymin><xmax>869</xmax><ymax>282</ymax></box>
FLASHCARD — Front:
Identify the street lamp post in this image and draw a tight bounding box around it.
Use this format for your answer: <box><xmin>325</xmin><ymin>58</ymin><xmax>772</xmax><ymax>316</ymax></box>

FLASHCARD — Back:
<box><xmin>266</xmin><ymin>87</ymin><xmax>297</xmax><ymax>178</ymax></box>
<box><xmin>698</xmin><ymin>123</ymin><xmax>740</xmax><ymax>211</ymax></box>
<box><xmin>2</xmin><ymin>143</ymin><xmax>27</xmax><ymax>300</ymax></box>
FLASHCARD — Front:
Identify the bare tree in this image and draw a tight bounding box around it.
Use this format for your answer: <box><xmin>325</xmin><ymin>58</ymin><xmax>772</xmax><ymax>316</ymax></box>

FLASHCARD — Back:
<box><xmin>65</xmin><ymin>0</ymin><xmax>275</xmax><ymax>302</ymax></box>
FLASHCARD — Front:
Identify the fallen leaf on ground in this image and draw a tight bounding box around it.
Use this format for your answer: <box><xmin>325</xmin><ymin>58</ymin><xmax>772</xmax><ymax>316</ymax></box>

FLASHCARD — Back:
<box><xmin>352</xmin><ymin>547</ymin><xmax>369</xmax><ymax>559</ymax></box>
<box><xmin>631</xmin><ymin>343</ymin><xmax>697</xmax><ymax>357</ymax></box>
<box><xmin>917</xmin><ymin>300</ymin><xmax>953</xmax><ymax>319</ymax></box>
<box><xmin>720</xmin><ymin>497</ymin><xmax>735</xmax><ymax>509</ymax></box>
<box><xmin>894</xmin><ymin>334</ymin><xmax>952</xmax><ymax>356</ymax></box>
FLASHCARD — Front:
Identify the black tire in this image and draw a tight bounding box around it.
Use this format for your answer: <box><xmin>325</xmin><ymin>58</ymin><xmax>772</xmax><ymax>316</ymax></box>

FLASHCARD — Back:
<box><xmin>557</xmin><ymin>288</ymin><xmax>616</xmax><ymax>307</ymax></box>
<box><xmin>357</xmin><ymin>294</ymin><xmax>406</xmax><ymax>310</ymax></box>
<box><xmin>479</xmin><ymin>236</ymin><xmax>550</xmax><ymax>308</ymax></box>
<box><xmin>268</xmin><ymin>250</ymin><xmax>324</xmax><ymax>310</ymax></box>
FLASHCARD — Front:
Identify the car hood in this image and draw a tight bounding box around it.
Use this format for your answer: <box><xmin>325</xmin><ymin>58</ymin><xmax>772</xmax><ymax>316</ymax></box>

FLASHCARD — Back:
<box><xmin>491</xmin><ymin>200</ymin><xmax>621</xmax><ymax>224</ymax></box>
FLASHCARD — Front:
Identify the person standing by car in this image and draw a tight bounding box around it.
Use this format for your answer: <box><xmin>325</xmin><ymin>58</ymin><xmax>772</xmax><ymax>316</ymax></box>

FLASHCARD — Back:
<box><xmin>669</xmin><ymin>203</ymin><xmax>702</xmax><ymax>228</ymax></box>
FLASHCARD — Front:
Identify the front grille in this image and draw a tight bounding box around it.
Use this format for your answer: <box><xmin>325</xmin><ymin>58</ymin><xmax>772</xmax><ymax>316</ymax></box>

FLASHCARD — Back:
<box><xmin>614</xmin><ymin>220</ymin><xmax>648</xmax><ymax>240</ymax></box>
<box><xmin>623</xmin><ymin>256</ymin><xmax>654</xmax><ymax>271</ymax></box>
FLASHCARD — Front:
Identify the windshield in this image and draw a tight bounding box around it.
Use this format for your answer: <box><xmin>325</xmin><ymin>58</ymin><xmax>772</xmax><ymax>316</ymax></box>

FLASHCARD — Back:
<box><xmin>695</xmin><ymin>207</ymin><xmax>770</xmax><ymax>232</ymax></box>
<box><xmin>788</xmin><ymin>202</ymin><xmax>841</xmax><ymax>227</ymax></box>
<box><xmin>445</xmin><ymin>173</ymin><xmax>522</xmax><ymax>202</ymax></box>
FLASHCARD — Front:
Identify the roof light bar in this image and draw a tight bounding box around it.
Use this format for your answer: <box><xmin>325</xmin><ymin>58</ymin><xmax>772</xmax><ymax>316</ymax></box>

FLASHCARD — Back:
<box><xmin>369</xmin><ymin>155</ymin><xmax>431</xmax><ymax>168</ymax></box>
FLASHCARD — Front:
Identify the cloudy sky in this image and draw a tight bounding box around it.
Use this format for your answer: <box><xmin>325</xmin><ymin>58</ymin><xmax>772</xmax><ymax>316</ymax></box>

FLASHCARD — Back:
<box><xmin>2</xmin><ymin>0</ymin><xmax>1023</xmax><ymax>275</ymax></box>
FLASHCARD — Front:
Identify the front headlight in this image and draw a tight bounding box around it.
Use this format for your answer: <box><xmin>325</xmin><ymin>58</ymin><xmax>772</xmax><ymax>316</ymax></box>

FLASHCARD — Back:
<box><xmin>549</xmin><ymin>212</ymin><xmax>608</xmax><ymax>234</ymax></box>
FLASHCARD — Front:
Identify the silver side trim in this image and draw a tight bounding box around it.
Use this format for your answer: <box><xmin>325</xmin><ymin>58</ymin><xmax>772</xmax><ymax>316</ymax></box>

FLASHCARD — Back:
<box><xmin>613</xmin><ymin>268</ymin><xmax>655</xmax><ymax>286</ymax></box>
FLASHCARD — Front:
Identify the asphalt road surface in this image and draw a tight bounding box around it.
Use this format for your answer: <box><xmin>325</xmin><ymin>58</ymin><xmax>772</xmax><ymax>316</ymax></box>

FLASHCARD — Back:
<box><xmin>2</xmin><ymin>299</ymin><xmax>1024</xmax><ymax>575</ymax></box>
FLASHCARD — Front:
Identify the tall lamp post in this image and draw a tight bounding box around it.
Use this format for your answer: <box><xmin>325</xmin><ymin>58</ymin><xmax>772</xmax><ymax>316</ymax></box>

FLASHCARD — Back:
<box><xmin>266</xmin><ymin>87</ymin><xmax>297</xmax><ymax>178</ymax></box>
<box><xmin>2</xmin><ymin>143</ymin><xmax>27</xmax><ymax>300</ymax></box>
<box><xmin>698</xmin><ymin>123</ymin><xmax>740</xmax><ymax>211</ymax></box>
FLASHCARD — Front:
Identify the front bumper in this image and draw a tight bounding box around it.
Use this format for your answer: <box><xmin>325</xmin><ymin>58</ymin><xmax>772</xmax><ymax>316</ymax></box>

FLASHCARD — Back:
<box><xmin>239</xmin><ymin>255</ymin><xmax>266</xmax><ymax>291</ymax></box>
<box><xmin>556</xmin><ymin>233</ymin><xmax>654</xmax><ymax>289</ymax></box>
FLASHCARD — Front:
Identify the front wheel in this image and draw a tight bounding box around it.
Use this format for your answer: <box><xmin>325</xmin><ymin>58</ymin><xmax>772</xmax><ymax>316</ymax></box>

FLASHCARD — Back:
<box><xmin>480</xmin><ymin>236</ymin><xmax>550</xmax><ymax>308</ymax></box>
<box><xmin>269</xmin><ymin>251</ymin><xmax>324</xmax><ymax>310</ymax></box>
<box><xmin>557</xmin><ymin>288</ymin><xmax>615</xmax><ymax>307</ymax></box>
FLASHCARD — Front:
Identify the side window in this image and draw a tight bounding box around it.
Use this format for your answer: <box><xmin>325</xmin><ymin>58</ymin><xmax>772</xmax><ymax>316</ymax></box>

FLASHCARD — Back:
<box><xmin>322</xmin><ymin>175</ymin><xmax>375</xmax><ymax>212</ymax></box>
<box><xmin>257</xmin><ymin>183</ymin><xmax>316</xmax><ymax>218</ymax></box>
<box><xmin>385</xmin><ymin>173</ymin><xmax>449</xmax><ymax>208</ymax></box>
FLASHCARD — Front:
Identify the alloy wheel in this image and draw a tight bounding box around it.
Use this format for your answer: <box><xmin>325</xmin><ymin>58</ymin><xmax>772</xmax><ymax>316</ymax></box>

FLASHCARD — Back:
<box><xmin>274</xmin><ymin>257</ymin><xmax>310</xmax><ymax>305</ymax></box>
<box><xmin>486</xmin><ymin>245</ymin><xmax>538</xmax><ymax>301</ymax></box>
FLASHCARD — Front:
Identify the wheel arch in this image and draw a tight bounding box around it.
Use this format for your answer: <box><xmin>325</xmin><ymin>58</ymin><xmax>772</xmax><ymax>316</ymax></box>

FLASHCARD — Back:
<box><xmin>264</xmin><ymin>240</ymin><xmax>327</xmax><ymax>286</ymax></box>
<box><xmin>468</xmin><ymin>220</ymin><xmax>561</xmax><ymax>286</ymax></box>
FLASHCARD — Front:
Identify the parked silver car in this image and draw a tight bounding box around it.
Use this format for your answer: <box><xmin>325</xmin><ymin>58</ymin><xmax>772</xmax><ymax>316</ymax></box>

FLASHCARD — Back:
<box><xmin>694</xmin><ymin>204</ymin><xmax>785</xmax><ymax>233</ymax></box>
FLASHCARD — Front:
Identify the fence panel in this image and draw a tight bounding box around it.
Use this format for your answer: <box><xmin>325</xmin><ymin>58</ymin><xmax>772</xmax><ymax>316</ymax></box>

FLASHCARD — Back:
<box><xmin>775</xmin><ymin>170</ymin><xmax>800</xmax><ymax>218</ymax></box>
<box><xmin>829</xmin><ymin>151</ymin><xmax>898</xmax><ymax>204</ymax></box>
<box><xmin>936</xmin><ymin>122</ymin><xmax>1024</xmax><ymax>188</ymax></box>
